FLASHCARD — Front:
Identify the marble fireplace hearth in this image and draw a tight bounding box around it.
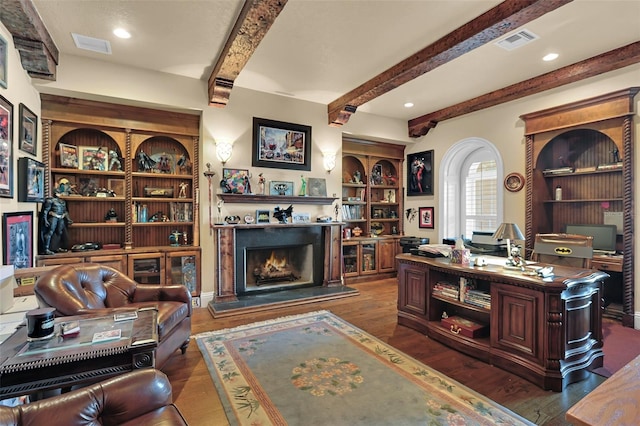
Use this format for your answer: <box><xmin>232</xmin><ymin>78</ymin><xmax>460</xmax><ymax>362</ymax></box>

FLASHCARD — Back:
<box><xmin>208</xmin><ymin>222</ymin><xmax>358</xmax><ymax>318</ymax></box>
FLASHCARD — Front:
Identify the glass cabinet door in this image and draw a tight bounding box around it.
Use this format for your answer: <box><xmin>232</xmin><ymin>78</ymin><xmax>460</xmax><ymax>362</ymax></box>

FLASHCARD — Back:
<box><xmin>166</xmin><ymin>250</ymin><xmax>201</xmax><ymax>296</ymax></box>
<box><xmin>361</xmin><ymin>242</ymin><xmax>377</xmax><ymax>274</ymax></box>
<box><xmin>129</xmin><ymin>253</ymin><xmax>165</xmax><ymax>284</ymax></box>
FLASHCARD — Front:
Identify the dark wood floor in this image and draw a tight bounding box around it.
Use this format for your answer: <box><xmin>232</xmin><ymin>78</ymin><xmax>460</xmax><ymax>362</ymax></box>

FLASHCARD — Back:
<box><xmin>163</xmin><ymin>278</ymin><xmax>606</xmax><ymax>425</ymax></box>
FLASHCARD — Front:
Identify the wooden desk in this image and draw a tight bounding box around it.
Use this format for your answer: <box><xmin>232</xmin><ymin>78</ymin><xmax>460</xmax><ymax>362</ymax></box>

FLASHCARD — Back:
<box><xmin>396</xmin><ymin>254</ymin><xmax>609</xmax><ymax>391</ymax></box>
<box><xmin>566</xmin><ymin>354</ymin><xmax>640</xmax><ymax>425</ymax></box>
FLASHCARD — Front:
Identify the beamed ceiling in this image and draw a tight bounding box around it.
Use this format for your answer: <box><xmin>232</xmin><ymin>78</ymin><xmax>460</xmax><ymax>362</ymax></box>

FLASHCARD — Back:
<box><xmin>1</xmin><ymin>0</ymin><xmax>639</xmax><ymax>138</ymax></box>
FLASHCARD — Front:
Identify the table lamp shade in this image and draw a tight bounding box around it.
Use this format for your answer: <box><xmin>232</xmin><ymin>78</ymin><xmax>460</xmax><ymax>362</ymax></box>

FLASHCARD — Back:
<box><xmin>492</xmin><ymin>223</ymin><xmax>524</xmax><ymax>241</ymax></box>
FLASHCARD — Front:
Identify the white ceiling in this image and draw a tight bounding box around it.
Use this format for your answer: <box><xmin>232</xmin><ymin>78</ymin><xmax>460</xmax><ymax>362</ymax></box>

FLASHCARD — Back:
<box><xmin>31</xmin><ymin>0</ymin><xmax>640</xmax><ymax>122</ymax></box>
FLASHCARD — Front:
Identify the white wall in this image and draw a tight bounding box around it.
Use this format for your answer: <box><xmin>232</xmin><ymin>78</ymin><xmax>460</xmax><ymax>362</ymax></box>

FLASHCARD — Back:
<box><xmin>0</xmin><ymin>23</ymin><xmax>43</xmax><ymax>265</ymax></box>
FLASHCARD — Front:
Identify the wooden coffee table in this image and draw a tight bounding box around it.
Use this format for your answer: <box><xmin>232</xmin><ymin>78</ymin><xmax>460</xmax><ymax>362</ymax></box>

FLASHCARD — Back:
<box><xmin>0</xmin><ymin>308</ymin><xmax>157</xmax><ymax>399</ymax></box>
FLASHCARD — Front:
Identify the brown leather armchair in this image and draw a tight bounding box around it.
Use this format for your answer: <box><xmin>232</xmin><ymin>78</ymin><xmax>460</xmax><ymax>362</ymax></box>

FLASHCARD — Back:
<box><xmin>0</xmin><ymin>369</ymin><xmax>187</xmax><ymax>425</ymax></box>
<box><xmin>34</xmin><ymin>263</ymin><xmax>192</xmax><ymax>369</ymax></box>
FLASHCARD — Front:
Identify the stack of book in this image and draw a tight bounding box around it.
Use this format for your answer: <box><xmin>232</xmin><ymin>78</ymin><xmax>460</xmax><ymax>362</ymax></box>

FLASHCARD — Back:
<box><xmin>464</xmin><ymin>289</ymin><xmax>491</xmax><ymax>309</ymax></box>
<box><xmin>433</xmin><ymin>281</ymin><xmax>459</xmax><ymax>300</ymax></box>
<box><xmin>542</xmin><ymin>167</ymin><xmax>574</xmax><ymax>176</ymax></box>
<box><xmin>597</xmin><ymin>162</ymin><xmax>623</xmax><ymax>171</ymax></box>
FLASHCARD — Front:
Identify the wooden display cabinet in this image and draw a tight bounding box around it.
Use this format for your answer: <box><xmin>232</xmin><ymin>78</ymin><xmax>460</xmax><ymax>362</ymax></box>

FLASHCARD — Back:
<box><xmin>396</xmin><ymin>254</ymin><xmax>608</xmax><ymax>391</ymax></box>
<box><xmin>38</xmin><ymin>95</ymin><xmax>201</xmax><ymax>295</ymax></box>
<box><xmin>520</xmin><ymin>87</ymin><xmax>638</xmax><ymax>326</ymax></box>
<box><xmin>341</xmin><ymin>139</ymin><xmax>404</xmax><ymax>283</ymax></box>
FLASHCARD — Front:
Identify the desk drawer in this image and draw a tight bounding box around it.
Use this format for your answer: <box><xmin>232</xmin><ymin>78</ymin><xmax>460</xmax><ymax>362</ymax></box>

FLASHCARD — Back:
<box><xmin>592</xmin><ymin>259</ymin><xmax>622</xmax><ymax>273</ymax></box>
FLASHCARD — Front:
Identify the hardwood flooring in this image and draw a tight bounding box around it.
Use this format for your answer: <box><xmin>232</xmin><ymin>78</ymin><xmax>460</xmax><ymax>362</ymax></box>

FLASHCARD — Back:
<box><xmin>162</xmin><ymin>278</ymin><xmax>605</xmax><ymax>425</ymax></box>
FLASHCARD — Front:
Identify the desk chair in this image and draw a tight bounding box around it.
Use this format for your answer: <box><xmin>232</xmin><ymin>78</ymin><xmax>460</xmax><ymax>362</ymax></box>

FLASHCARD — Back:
<box><xmin>531</xmin><ymin>233</ymin><xmax>593</xmax><ymax>268</ymax></box>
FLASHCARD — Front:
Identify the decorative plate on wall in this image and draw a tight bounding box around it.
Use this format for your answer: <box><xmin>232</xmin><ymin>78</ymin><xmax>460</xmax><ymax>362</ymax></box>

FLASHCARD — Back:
<box><xmin>504</xmin><ymin>172</ymin><xmax>525</xmax><ymax>192</ymax></box>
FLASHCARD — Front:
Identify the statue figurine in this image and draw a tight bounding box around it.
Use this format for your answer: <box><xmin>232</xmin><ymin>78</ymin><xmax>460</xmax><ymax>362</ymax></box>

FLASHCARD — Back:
<box><xmin>108</xmin><ymin>150</ymin><xmax>122</xmax><ymax>171</ymax></box>
<box><xmin>178</xmin><ymin>182</ymin><xmax>189</xmax><ymax>198</ymax></box>
<box><xmin>258</xmin><ymin>173</ymin><xmax>266</xmax><ymax>195</ymax></box>
<box><xmin>41</xmin><ymin>189</ymin><xmax>73</xmax><ymax>255</ymax></box>
<box><xmin>105</xmin><ymin>208</ymin><xmax>118</xmax><ymax>222</ymax></box>
<box><xmin>299</xmin><ymin>175</ymin><xmax>307</xmax><ymax>196</ymax></box>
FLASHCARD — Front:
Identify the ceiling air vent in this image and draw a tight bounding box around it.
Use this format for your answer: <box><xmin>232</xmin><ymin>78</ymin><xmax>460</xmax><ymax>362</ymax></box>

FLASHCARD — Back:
<box><xmin>72</xmin><ymin>33</ymin><xmax>112</xmax><ymax>54</ymax></box>
<box><xmin>495</xmin><ymin>29</ymin><xmax>539</xmax><ymax>51</ymax></box>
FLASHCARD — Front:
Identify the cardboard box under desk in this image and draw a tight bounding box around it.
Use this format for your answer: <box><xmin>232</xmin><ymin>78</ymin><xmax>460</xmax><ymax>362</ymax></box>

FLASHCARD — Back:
<box><xmin>441</xmin><ymin>315</ymin><xmax>488</xmax><ymax>338</ymax></box>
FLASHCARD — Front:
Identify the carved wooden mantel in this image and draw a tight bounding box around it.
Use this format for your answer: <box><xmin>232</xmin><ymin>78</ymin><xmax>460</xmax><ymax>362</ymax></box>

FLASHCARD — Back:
<box><xmin>214</xmin><ymin>222</ymin><xmax>343</xmax><ymax>303</ymax></box>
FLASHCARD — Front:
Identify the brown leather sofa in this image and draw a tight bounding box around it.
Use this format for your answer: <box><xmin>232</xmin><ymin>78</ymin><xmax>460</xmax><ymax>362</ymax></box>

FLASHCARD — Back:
<box><xmin>34</xmin><ymin>263</ymin><xmax>192</xmax><ymax>369</ymax></box>
<box><xmin>0</xmin><ymin>369</ymin><xmax>188</xmax><ymax>425</ymax></box>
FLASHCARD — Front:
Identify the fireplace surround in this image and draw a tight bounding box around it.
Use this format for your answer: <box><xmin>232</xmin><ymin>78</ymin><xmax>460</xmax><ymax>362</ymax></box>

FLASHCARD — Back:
<box><xmin>213</xmin><ymin>223</ymin><xmax>343</xmax><ymax>304</ymax></box>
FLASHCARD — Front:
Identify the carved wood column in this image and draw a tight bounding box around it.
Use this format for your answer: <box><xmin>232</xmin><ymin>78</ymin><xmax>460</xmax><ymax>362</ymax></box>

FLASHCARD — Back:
<box><xmin>323</xmin><ymin>223</ymin><xmax>343</xmax><ymax>287</ymax></box>
<box><xmin>215</xmin><ymin>226</ymin><xmax>238</xmax><ymax>303</ymax></box>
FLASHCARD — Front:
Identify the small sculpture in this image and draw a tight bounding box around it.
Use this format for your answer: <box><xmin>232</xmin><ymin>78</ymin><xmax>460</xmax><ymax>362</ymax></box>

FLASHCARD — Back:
<box><xmin>299</xmin><ymin>175</ymin><xmax>307</xmax><ymax>196</ymax></box>
<box><xmin>41</xmin><ymin>190</ymin><xmax>73</xmax><ymax>255</ymax></box>
<box><xmin>108</xmin><ymin>150</ymin><xmax>122</xmax><ymax>171</ymax></box>
<box><xmin>178</xmin><ymin>182</ymin><xmax>188</xmax><ymax>198</ymax></box>
<box><xmin>137</xmin><ymin>150</ymin><xmax>156</xmax><ymax>172</ymax></box>
<box><xmin>104</xmin><ymin>208</ymin><xmax>118</xmax><ymax>222</ymax></box>
<box><xmin>258</xmin><ymin>173</ymin><xmax>266</xmax><ymax>195</ymax></box>
<box><xmin>352</xmin><ymin>170</ymin><xmax>362</xmax><ymax>184</ymax></box>
<box><xmin>273</xmin><ymin>205</ymin><xmax>293</xmax><ymax>224</ymax></box>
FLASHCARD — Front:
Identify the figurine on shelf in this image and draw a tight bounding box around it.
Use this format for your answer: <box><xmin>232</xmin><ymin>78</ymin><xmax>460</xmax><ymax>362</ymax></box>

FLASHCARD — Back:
<box><xmin>137</xmin><ymin>150</ymin><xmax>156</xmax><ymax>172</ymax></box>
<box><xmin>178</xmin><ymin>182</ymin><xmax>189</xmax><ymax>198</ymax></box>
<box><xmin>299</xmin><ymin>175</ymin><xmax>307</xmax><ymax>196</ymax></box>
<box><xmin>40</xmin><ymin>189</ymin><xmax>73</xmax><ymax>255</ymax></box>
<box><xmin>352</xmin><ymin>170</ymin><xmax>362</xmax><ymax>184</ymax></box>
<box><xmin>273</xmin><ymin>205</ymin><xmax>293</xmax><ymax>224</ymax></box>
<box><xmin>108</xmin><ymin>150</ymin><xmax>122</xmax><ymax>171</ymax></box>
<box><xmin>258</xmin><ymin>173</ymin><xmax>266</xmax><ymax>195</ymax></box>
<box><xmin>243</xmin><ymin>174</ymin><xmax>252</xmax><ymax>194</ymax></box>
<box><xmin>104</xmin><ymin>208</ymin><xmax>118</xmax><ymax>222</ymax></box>
<box><xmin>612</xmin><ymin>147</ymin><xmax>621</xmax><ymax>163</ymax></box>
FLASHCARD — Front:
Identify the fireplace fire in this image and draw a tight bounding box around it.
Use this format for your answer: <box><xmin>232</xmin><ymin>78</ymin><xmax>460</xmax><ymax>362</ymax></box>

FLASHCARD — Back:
<box><xmin>254</xmin><ymin>251</ymin><xmax>300</xmax><ymax>284</ymax></box>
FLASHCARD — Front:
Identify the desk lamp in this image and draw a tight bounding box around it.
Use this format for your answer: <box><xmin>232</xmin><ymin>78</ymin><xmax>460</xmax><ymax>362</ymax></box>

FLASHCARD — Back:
<box><xmin>492</xmin><ymin>223</ymin><xmax>524</xmax><ymax>267</ymax></box>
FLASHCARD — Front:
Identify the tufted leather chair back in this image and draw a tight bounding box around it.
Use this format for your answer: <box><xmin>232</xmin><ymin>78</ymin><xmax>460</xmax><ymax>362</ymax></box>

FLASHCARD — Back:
<box><xmin>34</xmin><ymin>263</ymin><xmax>140</xmax><ymax>316</ymax></box>
<box><xmin>0</xmin><ymin>369</ymin><xmax>187</xmax><ymax>425</ymax></box>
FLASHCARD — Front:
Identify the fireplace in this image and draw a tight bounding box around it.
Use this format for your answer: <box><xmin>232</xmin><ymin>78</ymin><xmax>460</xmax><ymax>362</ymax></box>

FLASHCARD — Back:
<box><xmin>213</xmin><ymin>223</ymin><xmax>344</xmax><ymax>304</ymax></box>
<box><xmin>236</xmin><ymin>226</ymin><xmax>323</xmax><ymax>295</ymax></box>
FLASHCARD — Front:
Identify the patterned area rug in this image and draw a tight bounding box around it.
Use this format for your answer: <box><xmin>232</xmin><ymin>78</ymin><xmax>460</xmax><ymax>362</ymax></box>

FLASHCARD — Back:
<box><xmin>195</xmin><ymin>310</ymin><xmax>533</xmax><ymax>426</ymax></box>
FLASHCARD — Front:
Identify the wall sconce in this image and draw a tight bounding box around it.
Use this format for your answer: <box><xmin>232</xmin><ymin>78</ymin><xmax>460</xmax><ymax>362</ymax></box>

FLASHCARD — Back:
<box><xmin>216</xmin><ymin>141</ymin><xmax>233</xmax><ymax>165</ymax></box>
<box><xmin>323</xmin><ymin>152</ymin><xmax>337</xmax><ymax>173</ymax></box>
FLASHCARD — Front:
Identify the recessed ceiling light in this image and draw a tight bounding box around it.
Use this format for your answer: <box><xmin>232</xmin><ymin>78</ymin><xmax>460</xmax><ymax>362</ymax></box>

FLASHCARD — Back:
<box><xmin>113</xmin><ymin>28</ymin><xmax>131</xmax><ymax>39</ymax></box>
<box><xmin>404</xmin><ymin>102</ymin><xmax>414</xmax><ymax>108</ymax></box>
<box><xmin>543</xmin><ymin>53</ymin><xmax>559</xmax><ymax>62</ymax></box>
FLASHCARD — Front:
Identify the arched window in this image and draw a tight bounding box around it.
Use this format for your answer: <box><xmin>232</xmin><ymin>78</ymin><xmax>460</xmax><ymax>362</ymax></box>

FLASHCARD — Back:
<box><xmin>440</xmin><ymin>138</ymin><xmax>503</xmax><ymax>242</ymax></box>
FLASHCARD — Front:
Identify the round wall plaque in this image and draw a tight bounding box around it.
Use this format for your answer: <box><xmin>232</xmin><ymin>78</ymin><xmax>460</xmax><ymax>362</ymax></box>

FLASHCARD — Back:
<box><xmin>504</xmin><ymin>172</ymin><xmax>525</xmax><ymax>192</ymax></box>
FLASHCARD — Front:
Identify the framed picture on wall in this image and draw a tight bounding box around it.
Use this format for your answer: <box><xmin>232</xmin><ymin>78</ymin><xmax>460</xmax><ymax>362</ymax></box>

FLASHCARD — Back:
<box><xmin>2</xmin><ymin>211</ymin><xmax>34</xmax><ymax>269</ymax></box>
<box><xmin>0</xmin><ymin>35</ymin><xmax>7</xmax><ymax>89</ymax></box>
<box><xmin>18</xmin><ymin>104</ymin><xmax>37</xmax><ymax>155</ymax></box>
<box><xmin>0</xmin><ymin>95</ymin><xmax>13</xmax><ymax>198</ymax></box>
<box><xmin>252</xmin><ymin>117</ymin><xmax>311</xmax><ymax>171</ymax></box>
<box><xmin>18</xmin><ymin>157</ymin><xmax>45</xmax><ymax>202</ymax></box>
<box><xmin>407</xmin><ymin>150</ymin><xmax>434</xmax><ymax>196</ymax></box>
<box><xmin>418</xmin><ymin>207</ymin><xmax>434</xmax><ymax>229</ymax></box>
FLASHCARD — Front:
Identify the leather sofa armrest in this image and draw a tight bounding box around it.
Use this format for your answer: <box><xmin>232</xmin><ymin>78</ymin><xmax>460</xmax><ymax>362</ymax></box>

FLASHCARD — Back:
<box><xmin>0</xmin><ymin>370</ymin><xmax>177</xmax><ymax>426</ymax></box>
<box><xmin>133</xmin><ymin>285</ymin><xmax>192</xmax><ymax>316</ymax></box>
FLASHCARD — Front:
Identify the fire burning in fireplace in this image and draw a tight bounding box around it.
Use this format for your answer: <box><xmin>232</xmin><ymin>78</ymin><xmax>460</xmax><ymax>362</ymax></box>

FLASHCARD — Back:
<box><xmin>253</xmin><ymin>251</ymin><xmax>300</xmax><ymax>285</ymax></box>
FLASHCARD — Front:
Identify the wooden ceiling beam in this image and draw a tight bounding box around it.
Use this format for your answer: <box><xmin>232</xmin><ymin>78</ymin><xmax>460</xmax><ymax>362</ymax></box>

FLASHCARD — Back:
<box><xmin>408</xmin><ymin>41</ymin><xmax>640</xmax><ymax>138</ymax></box>
<box><xmin>0</xmin><ymin>0</ymin><xmax>59</xmax><ymax>80</ymax></box>
<box><xmin>327</xmin><ymin>0</ymin><xmax>572</xmax><ymax>127</ymax></box>
<box><xmin>208</xmin><ymin>0</ymin><xmax>288</xmax><ymax>107</ymax></box>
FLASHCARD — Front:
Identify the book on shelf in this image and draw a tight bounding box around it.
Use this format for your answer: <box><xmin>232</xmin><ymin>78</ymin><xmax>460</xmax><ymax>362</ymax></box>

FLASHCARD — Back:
<box><xmin>574</xmin><ymin>166</ymin><xmax>597</xmax><ymax>173</ymax></box>
<box><xmin>542</xmin><ymin>167</ymin><xmax>574</xmax><ymax>175</ymax></box>
<box><xmin>596</xmin><ymin>162</ymin><xmax>623</xmax><ymax>171</ymax></box>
